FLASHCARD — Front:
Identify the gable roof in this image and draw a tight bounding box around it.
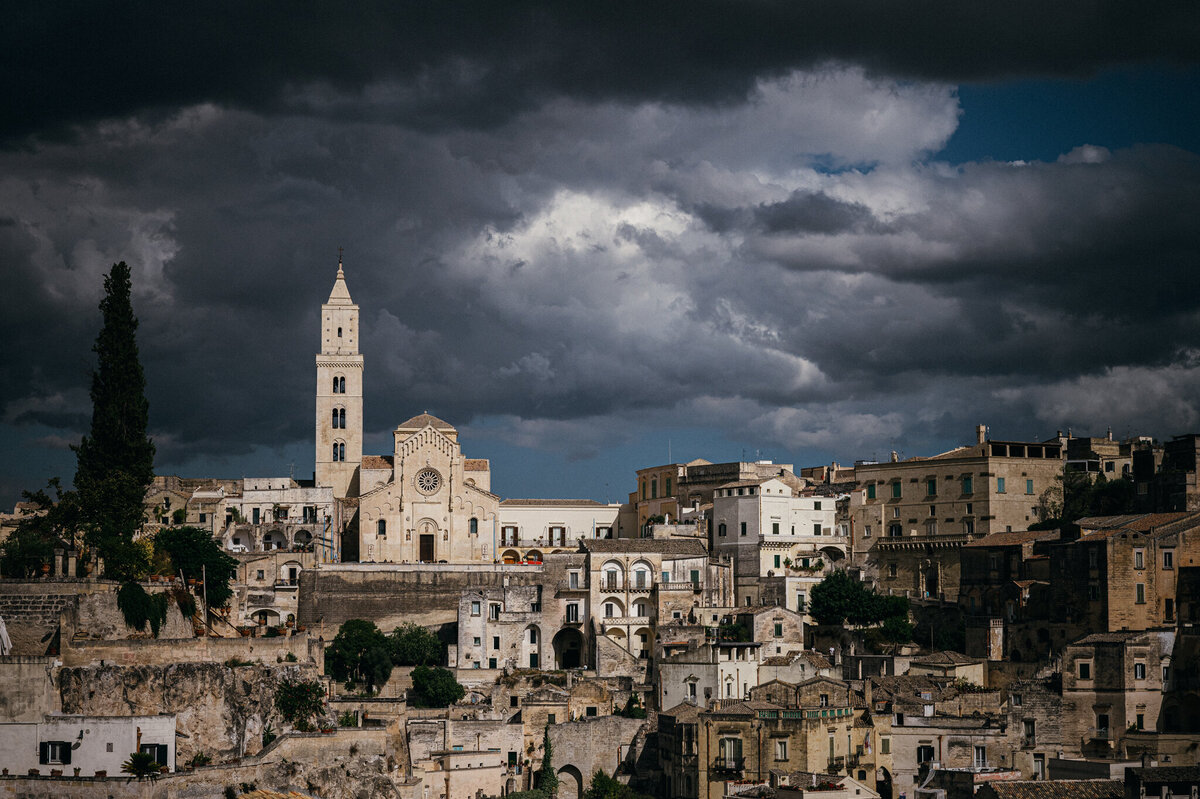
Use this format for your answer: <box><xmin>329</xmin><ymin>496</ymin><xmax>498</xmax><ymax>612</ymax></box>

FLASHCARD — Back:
<box><xmin>361</xmin><ymin>455</ymin><xmax>393</xmax><ymax>470</ymax></box>
<box><xmin>464</xmin><ymin>458</ymin><xmax>489</xmax><ymax>471</ymax></box>
<box><xmin>964</xmin><ymin>529</ymin><xmax>1061</xmax><ymax>548</ymax></box>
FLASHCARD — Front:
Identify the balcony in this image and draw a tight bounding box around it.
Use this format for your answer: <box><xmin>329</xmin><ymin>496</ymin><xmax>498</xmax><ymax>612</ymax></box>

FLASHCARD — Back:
<box><xmin>601</xmin><ymin>616</ymin><xmax>651</xmax><ymax>630</ymax></box>
<box><xmin>558</xmin><ymin>580</ymin><xmax>588</xmax><ymax>592</ymax></box>
<box><xmin>659</xmin><ymin>581</ymin><xmax>701</xmax><ymax>592</ymax></box>
<box><xmin>712</xmin><ymin>756</ymin><xmax>745</xmax><ymax>772</ymax></box>
<box><xmin>827</xmin><ymin>755</ymin><xmax>845</xmax><ymax>773</ymax></box>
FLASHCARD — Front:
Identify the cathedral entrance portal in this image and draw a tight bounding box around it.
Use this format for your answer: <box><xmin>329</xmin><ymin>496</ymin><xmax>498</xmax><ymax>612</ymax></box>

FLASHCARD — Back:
<box><xmin>419</xmin><ymin>534</ymin><xmax>435</xmax><ymax>562</ymax></box>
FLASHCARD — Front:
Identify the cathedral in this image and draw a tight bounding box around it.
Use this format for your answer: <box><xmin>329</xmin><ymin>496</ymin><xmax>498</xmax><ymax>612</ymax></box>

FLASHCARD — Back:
<box><xmin>313</xmin><ymin>260</ymin><xmax>626</xmax><ymax>564</ymax></box>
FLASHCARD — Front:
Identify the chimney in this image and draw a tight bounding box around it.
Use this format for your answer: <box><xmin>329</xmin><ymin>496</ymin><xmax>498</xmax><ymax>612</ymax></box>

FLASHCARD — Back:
<box><xmin>864</xmin><ymin>679</ymin><xmax>873</xmax><ymax>712</ymax></box>
<box><xmin>976</xmin><ymin>425</ymin><xmax>986</xmax><ymax>445</ymax></box>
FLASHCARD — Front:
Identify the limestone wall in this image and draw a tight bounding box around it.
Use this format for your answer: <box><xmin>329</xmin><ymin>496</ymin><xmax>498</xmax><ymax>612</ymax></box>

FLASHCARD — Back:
<box><xmin>298</xmin><ymin>565</ymin><xmax>544</xmax><ymax>631</ymax></box>
<box><xmin>0</xmin><ymin>656</ymin><xmax>59</xmax><ymax>722</ymax></box>
<box><xmin>58</xmin><ymin>661</ymin><xmax>320</xmax><ymax>763</ymax></box>
<box><xmin>60</xmin><ymin>629</ymin><xmax>321</xmax><ymax>669</ymax></box>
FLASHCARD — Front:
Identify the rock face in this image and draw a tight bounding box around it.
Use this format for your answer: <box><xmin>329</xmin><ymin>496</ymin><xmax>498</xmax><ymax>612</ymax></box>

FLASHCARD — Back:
<box><xmin>58</xmin><ymin>661</ymin><xmax>319</xmax><ymax>762</ymax></box>
<box><xmin>254</xmin><ymin>755</ymin><xmax>404</xmax><ymax>799</ymax></box>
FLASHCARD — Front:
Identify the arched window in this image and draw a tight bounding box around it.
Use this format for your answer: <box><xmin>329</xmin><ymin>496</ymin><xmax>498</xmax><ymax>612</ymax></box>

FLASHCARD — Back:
<box><xmin>469</xmin><ymin>517</ymin><xmax>478</xmax><ymax>535</ymax></box>
<box><xmin>337</xmin><ymin>326</ymin><xmax>342</xmax><ymax>337</ymax></box>
<box><xmin>334</xmin><ymin>408</ymin><xmax>345</xmax><ymax>428</ymax></box>
<box><xmin>377</xmin><ymin>519</ymin><xmax>386</xmax><ymax>536</ymax></box>
<box><xmin>333</xmin><ymin>441</ymin><xmax>345</xmax><ymax>462</ymax></box>
<box><xmin>718</xmin><ymin>522</ymin><xmax>727</xmax><ymax>537</ymax></box>
<box><xmin>332</xmin><ymin>375</ymin><xmax>346</xmax><ymax>394</ymax></box>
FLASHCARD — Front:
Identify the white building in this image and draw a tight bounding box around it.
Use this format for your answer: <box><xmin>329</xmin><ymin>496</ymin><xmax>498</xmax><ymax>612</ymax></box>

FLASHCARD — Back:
<box><xmin>0</xmin><ymin>714</ymin><xmax>176</xmax><ymax>777</ymax></box>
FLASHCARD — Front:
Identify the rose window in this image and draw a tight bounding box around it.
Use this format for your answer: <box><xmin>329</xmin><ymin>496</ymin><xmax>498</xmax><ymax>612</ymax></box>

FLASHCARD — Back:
<box><xmin>415</xmin><ymin>468</ymin><xmax>442</xmax><ymax>494</ymax></box>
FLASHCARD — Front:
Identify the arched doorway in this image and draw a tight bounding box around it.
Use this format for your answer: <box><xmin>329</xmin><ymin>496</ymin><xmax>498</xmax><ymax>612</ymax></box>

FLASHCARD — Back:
<box><xmin>417</xmin><ymin>519</ymin><xmax>438</xmax><ymax>562</ymax></box>
<box><xmin>877</xmin><ymin>767</ymin><xmax>893</xmax><ymax>799</ymax></box>
<box><xmin>556</xmin><ymin>764</ymin><xmax>584</xmax><ymax>799</ymax></box>
<box><xmin>552</xmin><ymin>628</ymin><xmax>585</xmax><ymax>669</ymax></box>
<box><xmin>501</xmin><ymin>549</ymin><xmax>520</xmax><ymax>564</ymax></box>
<box><xmin>263</xmin><ymin>529</ymin><xmax>286</xmax><ymax>550</ymax></box>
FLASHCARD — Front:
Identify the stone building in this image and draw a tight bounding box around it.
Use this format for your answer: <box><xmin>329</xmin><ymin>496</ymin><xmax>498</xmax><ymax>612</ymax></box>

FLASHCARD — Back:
<box><xmin>1133</xmin><ymin>434</ymin><xmax>1200</xmax><ymax>513</ymax></box>
<box><xmin>0</xmin><ymin>713</ymin><xmax>177</xmax><ymax>777</ymax></box>
<box><xmin>496</xmin><ymin>499</ymin><xmax>631</xmax><ymax>563</ymax></box>
<box><xmin>1060</xmin><ymin>630</ymin><xmax>1174</xmax><ymax>759</ymax></box>
<box><xmin>710</xmin><ymin>477</ymin><xmax>844</xmax><ymax>612</ymax></box>
<box><xmin>1003</xmin><ymin>677</ymin><xmax>1063</xmax><ymax>780</ymax></box>
<box><xmin>658</xmin><ymin>640</ymin><xmax>762</xmax><ymax>708</ymax></box>
<box><xmin>848</xmin><ymin>426</ymin><xmax>1064</xmax><ymax>600</ymax></box>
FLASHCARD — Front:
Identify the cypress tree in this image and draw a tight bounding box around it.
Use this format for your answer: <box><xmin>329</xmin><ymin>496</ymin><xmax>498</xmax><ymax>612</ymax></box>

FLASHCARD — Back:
<box><xmin>537</xmin><ymin>724</ymin><xmax>559</xmax><ymax>797</ymax></box>
<box><xmin>73</xmin><ymin>262</ymin><xmax>155</xmax><ymax>578</ymax></box>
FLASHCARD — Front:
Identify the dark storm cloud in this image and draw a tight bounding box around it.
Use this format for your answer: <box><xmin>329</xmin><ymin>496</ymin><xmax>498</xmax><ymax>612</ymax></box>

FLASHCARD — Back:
<box><xmin>753</xmin><ymin>192</ymin><xmax>881</xmax><ymax>235</ymax></box>
<box><xmin>3</xmin><ymin>2</ymin><xmax>1198</xmax><ymax>141</ymax></box>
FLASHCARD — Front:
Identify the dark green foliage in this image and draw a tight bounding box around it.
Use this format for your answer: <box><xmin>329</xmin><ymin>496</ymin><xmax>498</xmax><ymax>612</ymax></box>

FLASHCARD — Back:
<box><xmin>117</xmin><ymin>581</ymin><xmax>169</xmax><ymax>637</ymax></box>
<box><xmin>1031</xmin><ymin>471</ymin><xmax>1137</xmax><ymax>533</ymax></box>
<box><xmin>261</xmin><ymin>724</ymin><xmax>276</xmax><ymax>748</ymax></box>
<box><xmin>155</xmin><ymin>526</ymin><xmax>237</xmax><ymax>609</ymax></box>
<box><xmin>172</xmin><ymin>587</ymin><xmax>197</xmax><ymax>620</ymax></box>
<box><xmin>0</xmin><ymin>481</ymin><xmax>77</xmax><ymax>576</ymax></box>
<box><xmin>389</xmin><ymin>622</ymin><xmax>445</xmax><ymax>666</ymax></box>
<box><xmin>717</xmin><ymin>620</ymin><xmax>752</xmax><ymax>642</ymax></box>
<box><xmin>326</xmin><ymin>619</ymin><xmax>393</xmax><ymax>693</ymax></box>
<box><xmin>410</xmin><ymin>665</ymin><xmax>465</xmax><ymax>708</ymax></box>
<box><xmin>810</xmin><ymin>571</ymin><xmax>912</xmax><ymax>643</ymax></box>
<box><xmin>583</xmin><ymin>770</ymin><xmax>655</xmax><ymax>799</ymax></box>
<box><xmin>616</xmin><ymin>694</ymin><xmax>647</xmax><ymax>719</ymax></box>
<box><xmin>73</xmin><ymin>262</ymin><xmax>156</xmax><ymax>581</ymax></box>
<box><xmin>537</xmin><ymin>725</ymin><xmax>558</xmax><ymax>796</ymax></box>
<box><xmin>121</xmin><ymin>750</ymin><xmax>161</xmax><ymax>780</ymax></box>
<box><xmin>187</xmin><ymin>752</ymin><xmax>212</xmax><ymax>767</ymax></box>
<box><xmin>275</xmin><ymin>677</ymin><xmax>326</xmax><ymax>731</ymax></box>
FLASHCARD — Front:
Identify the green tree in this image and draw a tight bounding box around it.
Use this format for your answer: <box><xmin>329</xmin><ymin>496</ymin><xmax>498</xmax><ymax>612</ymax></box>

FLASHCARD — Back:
<box><xmin>73</xmin><ymin>262</ymin><xmax>155</xmax><ymax>580</ymax></box>
<box><xmin>326</xmin><ymin>619</ymin><xmax>393</xmax><ymax>692</ymax></box>
<box><xmin>121</xmin><ymin>750</ymin><xmax>162</xmax><ymax>780</ymax></box>
<box><xmin>410</xmin><ymin>665</ymin><xmax>465</xmax><ymax>708</ymax></box>
<box><xmin>0</xmin><ymin>480</ymin><xmax>79</xmax><ymax>576</ymax></box>
<box><xmin>537</xmin><ymin>724</ymin><xmax>559</xmax><ymax>797</ymax></box>
<box><xmin>809</xmin><ymin>570</ymin><xmax>872</xmax><ymax>626</ymax></box>
<box><xmin>154</xmin><ymin>526</ymin><xmax>238</xmax><ymax>609</ymax></box>
<box><xmin>275</xmin><ymin>677</ymin><xmax>326</xmax><ymax>731</ymax></box>
<box><xmin>389</xmin><ymin>622</ymin><xmax>444</xmax><ymax>666</ymax></box>
<box><xmin>583</xmin><ymin>770</ymin><xmax>654</xmax><ymax>799</ymax></box>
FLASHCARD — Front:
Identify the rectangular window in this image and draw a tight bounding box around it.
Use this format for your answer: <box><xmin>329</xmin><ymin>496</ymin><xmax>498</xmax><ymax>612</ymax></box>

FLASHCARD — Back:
<box><xmin>1135</xmin><ymin>662</ymin><xmax>1146</xmax><ymax>679</ymax></box>
<box><xmin>1089</xmin><ymin>548</ymin><xmax>1099</xmax><ymax>568</ymax></box>
<box><xmin>963</xmin><ymin>476</ymin><xmax>973</xmax><ymax>494</ymax></box>
<box><xmin>864</xmin><ymin>525</ymin><xmax>872</xmax><ymax>538</ymax></box>
<box><xmin>473</xmin><ymin>637</ymin><xmax>481</xmax><ymax>646</ymax></box>
<box><xmin>774</xmin><ymin>555</ymin><xmax>781</xmax><ymax>568</ymax></box>
<box><xmin>892</xmin><ymin>482</ymin><xmax>902</xmax><ymax>499</ymax></box>
<box><xmin>929</xmin><ymin>504</ymin><xmax>936</xmax><ymax>516</ymax></box>
<box><xmin>813</xmin><ymin>523</ymin><xmax>822</xmax><ymax>535</ymax></box>
<box><xmin>566</xmin><ymin>604</ymin><xmax>579</xmax><ymax>623</ymax></box>
<box><xmin>1135</xmin><ymin>549</ymin><xmax>1145</xmax><ymax>569</ymax></box>
<box><xmin>1023</xmin><ymin>719</ymin><xmax>1035</xmax><ymax>745</ymax></box>
<box><xmin>530</xmin><ymin>653</ymin><xmax>539</xmax><ymax>668</ymax></box>
<box><xmin>997</xmin><ymin>477</ymin><xmax>1006</xmax><ymax>493</ymax></box>
<box><xmin>772</xmin><ymin>522</ymin><xmax>780</xmax><ymax>535</ymax></box>
<box><xmin>490</xmin><ymin>604</ymin><xmax>500</xmax><ymax>620</ymax></box>
<box><xmin>974</xmin><ymin>746</ymin><xmax>987</xmax><ymax>768</ymax></box>
<box><xmin>493</xmin><ymin>636</ymin><xmax>500</xmax><ymax>649</ymax></box>
<box><xmin>1096</xmin><ymin>713</ymin><xmax>1109</xmax><ymax>734</ymax></box>
<box><xmin>814</xmin><ymin>501</ymin><xmax>822</xmax><ymax>511</ymax></box>
<box><xmin>927</xmin><ymin>479</ymin><xmax>937</xmax><ymax>496</ymax></box>
<box><xmin>867</xmin><ymin>484</ymin><xmax>876</xmax><ymax>499</ymax></box>
<box><xmin>880</xmin><ymin>738</ymin><xmax>890</xmax><ymax>755</ymax></box>
<box><xmin>775</xmin><ymin>739</ymin><xmax>788</xmax><ymax>761</ymax></box>
<box><xmin>1033</xmin><ymin>754</ymin><xmax>1045</xmax><ymax>780</ymax></box>
<box><xmin>547</xmin><ymin>713</ymin><xmax>555</xmax><ymax>724</ymax></box>
<box><xmin>740</xmin><ymin>522</ymin><xmax>747</xmax><ymax>536</ymax></box>
<box><xmin>1136</xmin><ymin>583</ymin><xmax>1146</xmax><ymax>604</ymax></box>
<box><xmin>690</xmin><ymin>569</ymin><xmax>700</xmax><ymax>586</ymax></box>
<box><xmin>586</xmin><ymin>706</ymin><xmax>598</xmax><ymax>717</ymax></box>
<box><xmin>39</xmin><ymin>741</ymin><xmax>71</xmax><ymax>765</ymax></box>
<box><xmin>471</xmin><ymin>601</ymin><xmax>481</xmax><ymax>616</ymax></box>
<box><xmin>139</xmin><ymin>744</ymin><xmax>169</xmax><ymax>767</ymax></box>
<box><xmin>1136</xmin><ymin>713</ymin><xmax>1144</xmax><ymax>730</ymax></box>
<box><xmin>665</xmin><ymin>477</ymin><xmax>672</xmax><ymax>496</ymax></box>
<box><xmin>888</xmin><ymin>563</ymin><xmax>898</xmax><ymax>578</ymax></box>
<box><xmin>1088</xmin><ymin>582</ymin><xmax>1100</xmax><ymax>601</ymax></box>
<box><xmin>199</xmin><ymin>513</ymin><xmax>207</xmax><ymax>523</ymax></box>
<box><xmin>774</xmin><ymin>623</ymin><xmax>783</xmax><ymax>638</ymax></box>
<box><xmin>1078</xmin><ymin>662</ymin><xmax>1091</xmax><ymax>680</ymax></box>
<box><xmin>1026</xmin><ymin>479</ymin><xmax>1034</xmax><ymax>495</ymax></box>
<box><xmin>1166</xmin><ymin>598</ymin><xmax>1175</xmax><ymax>621</ymax></box>
<box><xmin>1164</xmin><ymin>550</ymin><xmax>1174</xmax><ymax>569</ymax></box>
<box><xmin>797</xmin><ymin>592</ymin><xmax>806</xmax><ymax>612</ymax></box>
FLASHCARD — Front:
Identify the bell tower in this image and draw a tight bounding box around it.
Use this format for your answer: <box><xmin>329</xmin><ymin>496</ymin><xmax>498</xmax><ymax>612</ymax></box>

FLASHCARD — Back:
<box><xmin>315</xmin><ymin>253</ymin><xmax>363</xmax><ymax>498</ymax></box>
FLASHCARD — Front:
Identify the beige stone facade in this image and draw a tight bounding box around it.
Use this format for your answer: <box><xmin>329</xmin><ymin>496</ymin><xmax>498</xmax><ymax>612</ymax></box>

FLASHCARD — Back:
<box><xmin>314</xmin><ymin>259</ymin><xmax>364</xmax><ymax>500</ymax></box>
<box><xmin>849</xmin><ymin>427</ymin><xmax>1064</xmax><ymax>600</ymax></box>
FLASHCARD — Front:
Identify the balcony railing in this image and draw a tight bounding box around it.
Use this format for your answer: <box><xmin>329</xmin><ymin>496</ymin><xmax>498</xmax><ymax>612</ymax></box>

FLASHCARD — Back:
<box><xmin>712</xmin><ymin>756</ymin><xmax>745</xmax><ymax>772</ymax></box>
<box><xmin>659</xmin><ymin>581</ymin><xmax>701</xmax><ymax>591</ymax></box>
<box><xmin>827</xmin><ymin>755</ymin><xmax>845</xmax><ymax>773</ymax></box>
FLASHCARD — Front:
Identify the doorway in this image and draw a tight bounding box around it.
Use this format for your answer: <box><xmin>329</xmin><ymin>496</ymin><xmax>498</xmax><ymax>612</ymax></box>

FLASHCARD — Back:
<box><xmin>420</xmin><ymin>534</ymin><xmax>435</xmax><ymax>562</ymax></box>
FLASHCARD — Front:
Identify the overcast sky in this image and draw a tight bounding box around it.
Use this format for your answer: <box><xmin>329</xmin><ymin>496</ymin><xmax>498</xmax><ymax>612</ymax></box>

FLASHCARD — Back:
<box><xmin>3</xmin><ymin>3</ymin><xmax>1200</xmax><ymax>505</ymax></box>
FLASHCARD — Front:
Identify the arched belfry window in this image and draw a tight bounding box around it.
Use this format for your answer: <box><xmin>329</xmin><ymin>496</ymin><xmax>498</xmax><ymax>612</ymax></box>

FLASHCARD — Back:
<box><xmin>333</xmin><ymin>375</ymin><xmax>346</xmax><ymax>394</ymax></box>
<box><xmin>333</xmin><ymin>441</ymin><xmax>345</xmax><ymax>462</ymax></box>
<box><xmin>332</xmin><ymin>407</ymin><xmax>346</xmax><ymax>429</ymax></box>
<box><xmin>377</xmin><ymin>519</ymin><xmax>386</xmax><ymax>536</ymax></box>
<box><xmin>469</xmin><ymin>517</ymin><xmax>479</xmax><ymax>535</ymax></box>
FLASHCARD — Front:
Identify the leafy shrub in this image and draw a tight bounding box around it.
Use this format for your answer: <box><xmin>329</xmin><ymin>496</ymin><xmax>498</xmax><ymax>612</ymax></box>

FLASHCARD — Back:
<box><xmin>410</xmin><ymin>665</ymin><xmax>465</xmax><ymax>708</ymax></box>
<box><xmin>275</xmin><ymin>677</ymin><xmax>326</xmax><ymax>731</ymax></box>
<box><xmin>117</xmin><ymin>581</ymin><xmax>169</xmax><ymax>637</ymax></box>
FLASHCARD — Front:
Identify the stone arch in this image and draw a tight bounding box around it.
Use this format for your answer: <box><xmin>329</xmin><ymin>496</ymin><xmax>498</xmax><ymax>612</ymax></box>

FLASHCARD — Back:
<box><xmin>252</xmin><ymin>608</ymin><xmax>280</xmax><ymax>626</ymax></box>
<box><xmin>602</xmin><ymin>559</ymin><xmax>625</xmax><ymax>590</ymax></box>
<box><xmin>501</xmin><ymin>549</ymin><xmax>520</xmax><ymax>564</ymax></box>
<box><xmin>552</xmin><ymin>627</ymin><xmax>585</xmax><ymax>670</ymax></box>
<box><xmin>293</xmin><ymin>529</ymin><xmax>313</xmax><ymax>547</ymax></box>
<box><xmin>523</xmin><ymin>623</ymin><xmax>542</xmax><ymax>668</ymax></box>
<box><xmin>602</xmin><ymin>597</ymin><xmax>625</xmax><ymax>619</ymax></box>
<box><xmin>525</xmin><ymin>549</ymin><xmax>543</xmax><ymax>563</ymax></box>
<box><xmin>631</xmin><ymin>598</ymin><xmax>652</xmax><ymax>618</ymax></box>
<box><xmin>819</xmin><ymin>544</ymin><xmax>846</xmax><ymax>562</ymax></box>
<box><xmin>556</xmin><ymin>764</ymin><xmax>584</xmax><ymax>799</ymax></box>
<box><xmin>630</xmin><ymin>559</ymin><xmax>654</xmax><ymax>589</ymax></box>
<box><xmin>633</xmin><ymin>626</ymin><xmax>652</xmax><ymax>658</ymax></box>
<box><xmin>279</xmin><ymin>560</ymin><xmax>303</xmax><ymax>585</ymax></box>
<box><xmin>263</xmin><ymin>529</ymin><xmax>287</xmax><ymax>550</ymax></box>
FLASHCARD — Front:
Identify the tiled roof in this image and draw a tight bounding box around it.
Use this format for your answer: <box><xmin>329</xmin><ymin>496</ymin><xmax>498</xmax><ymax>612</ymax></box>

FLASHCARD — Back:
<box><xmin>661</xmin><ymin>701</ymin><xmax>704</xmax><ymax>723</ymax></box>
<box><xmin>1076</xmin><ymin>512</ymin><xmax>1199</xmax><ymax>540</ymax></box>
<box><xmin>1072</xmin><ymin>631</ymin><xmax>1145</xmax><ymax>645</ymax></box>
<box><xmin>583</xmin><ymin>538</ymin><xmax>708</xmax><ymax>556</ymax></box>
<box><xmin>980</xmin><ymin>780</ymin><xmax>1123</xmax><ymax>799</ymax></box>
<box><xmin>361</xmin><ymin>455</ymin><xmax>393</xmax><ymax>470</ymax></box>
<box><xmin>396</xmin><ymin>413</ymin><xmax>455</xmax><ymax>430</ymax></box>
<box><xmin>1127</xmin><ymin>766</ymin><xmax>1200</xmax><ymax>782</ymax></box>
<box><xmin>464</xmin><ymin>458</ymin><xmax>489</xmax><ymax>471</ymax></box>
<box><xmin>500</xmin><ymin>498</ymin><xmax>607</xmax><ymax>507</ymax></box>
<box><xmin>718</xmin><ymin>478</ymin><xmax>770</xmax><ymax>489</ymax></box>
<box><xmin>910</xmin><ymin>650</ymin><xmax>981</xmax><ymax>666</ymax></box>
<box><xmin>965</xmin><ymin>529</ymin><xmax>1061</xmax><ymax>548</ymax></box>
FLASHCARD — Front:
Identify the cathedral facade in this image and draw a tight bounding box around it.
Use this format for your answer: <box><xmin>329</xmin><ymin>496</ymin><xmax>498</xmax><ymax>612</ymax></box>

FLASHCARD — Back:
<box><xmin>313</xmin><ymin>262</ymin><xmax>628</xmax><ymax>564</ymax></box>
